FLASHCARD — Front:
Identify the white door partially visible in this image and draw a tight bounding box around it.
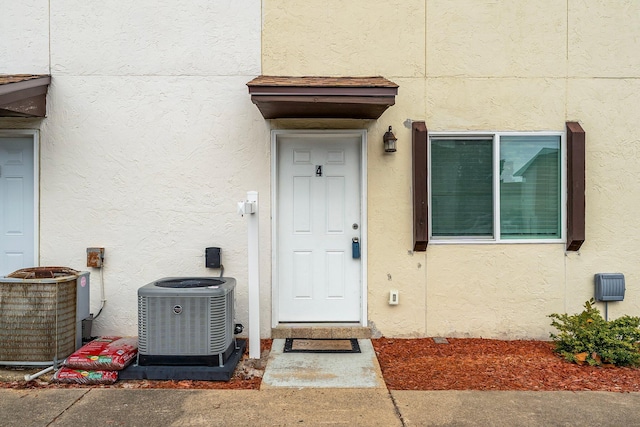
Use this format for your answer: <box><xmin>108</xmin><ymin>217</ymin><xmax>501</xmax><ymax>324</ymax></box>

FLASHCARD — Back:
<box><xmin>0</xmin><ymin>136</ymin><xmax>35</xmax><ymax>276</ymax></box>
<box><xmin>277</xmin><ymin>134</ymin><xmax>362</xmax><ymax>322</ymax></box>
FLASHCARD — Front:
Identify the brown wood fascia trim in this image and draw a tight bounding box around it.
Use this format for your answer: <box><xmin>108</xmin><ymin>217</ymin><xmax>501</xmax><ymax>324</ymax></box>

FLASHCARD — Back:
<box><xmin>0</xmin><ymin>75</ymin><xmax>50</xmax><ymax>94</ymax></box>
<box><xmin>566</xmin><ymin>121</ymin><xmax>586</xmax><ymax>251</ymax></box>
<box><xmin>0</xmin><ymin>84</ymin><xmax>48</xmax><ymax>106</ymax></box>
<box><xmin>412</xmin><ymin>121</ymin><xmax>429</xmax><ymax>251</ymax></box>
<box><xmin>248</xmin><ymin>86</ymin><xmax>398</xmax><ymax>97</ymax></box>
<box><xmin>251</xmin><ymin>95</ymin><xmax>395</xmax><ymax>105</ymax></box>
<box><xmin>251</xmin><ymin>96</ymin><xmax>396</xmax><ymax>119</ymax></box>
<box><xmin>0</xmin><ymin>75</ymin><xmax>51</xmax><ymax>118</ymax></box>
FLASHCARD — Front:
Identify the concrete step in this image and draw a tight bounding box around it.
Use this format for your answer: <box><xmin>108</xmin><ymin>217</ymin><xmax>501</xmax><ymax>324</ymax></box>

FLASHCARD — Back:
<box><xmin>271</xmin><ymin>325</ymin><xmax>371</xmax><ymax>339</ymax></box>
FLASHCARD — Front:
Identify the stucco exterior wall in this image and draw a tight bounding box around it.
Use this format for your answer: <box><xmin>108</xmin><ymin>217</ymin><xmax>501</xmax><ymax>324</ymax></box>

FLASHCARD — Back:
<box><xmin>0</xmin><ymin>0</ymin><xmax>49</xmax><ymax>74</ymax></box>
<box><xmin>2</xmin><ymin>1</ymin><xmax>271</xmax><ymax>337</ymax></box>
<box><xmin>3</xmin><ymin>1</ymin><xmax>639</xmax><ymax>340</ymax></box>
<box><xmin>262</xmin><ymin>0</ymin><xmax>640</xmax><ymax>338</ymax></box>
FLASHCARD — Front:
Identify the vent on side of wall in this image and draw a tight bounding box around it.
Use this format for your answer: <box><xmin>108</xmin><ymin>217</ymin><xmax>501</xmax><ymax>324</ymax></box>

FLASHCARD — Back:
<box><xmin>594</xmin><ymin>273</ymin><xmax>625</xmax><ymax>302</ymax></box>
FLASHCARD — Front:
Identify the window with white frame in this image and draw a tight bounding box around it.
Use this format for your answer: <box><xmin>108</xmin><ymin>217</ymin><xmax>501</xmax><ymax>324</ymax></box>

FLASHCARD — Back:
<box><xmin>429</xmin><ymin>132</ymin><xmax>563</xmax><ymax>242</ymax></box>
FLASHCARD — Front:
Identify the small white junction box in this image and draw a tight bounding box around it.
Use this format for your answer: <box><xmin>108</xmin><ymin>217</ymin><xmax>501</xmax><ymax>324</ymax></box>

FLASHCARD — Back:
<box><xmin>389</xmin><ymin>290</ymin><xmax>399</xmax><ymax>305</ymax></box>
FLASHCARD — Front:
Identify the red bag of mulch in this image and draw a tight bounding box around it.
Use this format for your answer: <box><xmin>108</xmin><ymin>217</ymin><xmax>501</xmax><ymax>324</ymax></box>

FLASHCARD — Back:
<box><xmin>53</xmin><ymin>367</ymin><xmax>118</xmax><ymax>385</ymax></box>
<box><xmin>64</xmin><ymin>336</ymin><xmax>138</xmax><ymax>371</ymax></box>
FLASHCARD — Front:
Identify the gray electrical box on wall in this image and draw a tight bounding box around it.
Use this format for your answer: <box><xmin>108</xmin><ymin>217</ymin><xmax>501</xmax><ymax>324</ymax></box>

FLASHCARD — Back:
<box><xmin>594</xmin><ymin>273</ymin><xmax>625</xmax><ymax>301</ymax></box>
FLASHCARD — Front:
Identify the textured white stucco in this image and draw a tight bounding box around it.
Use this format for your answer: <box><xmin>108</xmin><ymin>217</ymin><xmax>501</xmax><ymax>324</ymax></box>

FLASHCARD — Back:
<box><xmin>2</xmin><ymin>1</ymin><xmax>269</xmax><ymax>337</ymax></box>
<box><xmin>50</xmin><ymin>1</ymin><xmax>261</xmax><ymax>76</ymax></box>
<box><xmin>39</xmin><ymin>76</ymin><xmax>271</xmax><ymax>335</ymax></box>
<box><xmin>0</xmin><ymin>0</ymin><xmax>49</xmax><ymax>74</ymax></box>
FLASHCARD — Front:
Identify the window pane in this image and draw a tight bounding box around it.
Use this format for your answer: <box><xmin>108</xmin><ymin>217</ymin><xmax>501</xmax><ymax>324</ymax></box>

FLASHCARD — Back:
<box><xmin>431</xmin><ymin>139</ymin><xmax>493</xmax><ymax>237</ymax></box>
<box><xmin>500</xmin><ymin>136</ymin><xmax>560</xmax><ymax>239</ymax></box>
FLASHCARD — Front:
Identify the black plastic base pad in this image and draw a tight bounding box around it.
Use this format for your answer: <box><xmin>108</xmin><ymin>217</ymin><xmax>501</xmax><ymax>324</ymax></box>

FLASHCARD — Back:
<box><xmin>119</xmin><ymin>339</ymin><xmax>246</xmax><ymax>382</ymax></box>
<box><xmin>137</xmin><ymin>339</ymin><xmax>237</xmax><ymax>367</ymax></box>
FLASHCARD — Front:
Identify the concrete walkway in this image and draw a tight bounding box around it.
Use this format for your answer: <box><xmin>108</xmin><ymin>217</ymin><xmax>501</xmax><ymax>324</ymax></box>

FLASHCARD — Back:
<box><xmin>2</xmin><ymin>388</ymin><xmax>640</xmax><ymax>426</ymax></box>
<box><xmin>261</xmin><ymin>339</ymin><xmax>385</xmax><ymax>389</ymax></box>
<box><xmin>3</xmin><ymin>341</ymin><xmax>640</xmax><ymax>426</ymax></box>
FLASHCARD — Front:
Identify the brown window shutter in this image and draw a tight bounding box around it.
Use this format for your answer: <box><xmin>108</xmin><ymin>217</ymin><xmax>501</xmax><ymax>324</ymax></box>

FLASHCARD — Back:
<box><xmin>413</xmin><ymin>121</ymin><xmax>428</xmax><ymax>251</ymax></box>
<box><xmin>566</xmin><ymin>121</ymin><xmax>586</xmax><ymax>251</ymax></box>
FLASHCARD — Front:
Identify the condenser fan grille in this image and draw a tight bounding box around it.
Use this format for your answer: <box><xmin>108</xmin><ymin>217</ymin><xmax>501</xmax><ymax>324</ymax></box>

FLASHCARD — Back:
<box><xmin>154</xmin><ymin>278</ymin><xmax>225</xmax><ymax>288</ymax></box>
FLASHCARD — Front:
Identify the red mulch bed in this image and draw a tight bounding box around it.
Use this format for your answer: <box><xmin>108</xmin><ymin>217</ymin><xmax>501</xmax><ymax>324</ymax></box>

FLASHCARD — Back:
<box><xmin>372</xmin><ymin>338</ymin><xmax>640</xmax><ymax>392</ymax></box>
<box><xmin>4</xmin><ymin>338</ymin><xmax>640</xmax><ymax>391</ymax></box>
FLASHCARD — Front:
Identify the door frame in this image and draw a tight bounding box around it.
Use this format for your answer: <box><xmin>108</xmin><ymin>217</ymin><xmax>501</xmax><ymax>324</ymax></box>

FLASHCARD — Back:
<box><xmin>0</xmin><ymin>129</ymin><xmax>40</xmax><ymax>270</ymax></box>
<box><xmin>271</xmin><ymin>129</ymin><xmax>368</xmax><ymax>327</ymax></box>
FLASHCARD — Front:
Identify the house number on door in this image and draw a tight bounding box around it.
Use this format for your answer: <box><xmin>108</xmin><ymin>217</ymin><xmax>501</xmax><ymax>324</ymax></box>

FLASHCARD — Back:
<box><xmin>316</xmin><ymin>165</ymin><xmax>322</xmax><ymax>177</ymax></box>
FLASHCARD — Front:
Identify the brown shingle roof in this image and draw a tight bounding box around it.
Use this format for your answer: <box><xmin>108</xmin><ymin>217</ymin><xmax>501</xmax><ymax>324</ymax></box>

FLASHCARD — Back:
<box><xmin>0</xmin><ymin>74</ymin><xmax>48</xmax><ymax>85</ymax></box>
<box><xmin>247</xmin><ymin>76</ymin><xmax>398</xmax><ymax>88</ymax></box>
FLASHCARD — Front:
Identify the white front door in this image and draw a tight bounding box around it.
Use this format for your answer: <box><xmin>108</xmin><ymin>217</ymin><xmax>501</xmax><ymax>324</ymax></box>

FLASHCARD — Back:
<box><xmin>277</xmin><ymin>133</ymin><xmax>363</xmax><ymax>322</ymax></box>
<box><xmin>0</xmin><ymin>136</ymin><xmax>36</xmax><ymax>276</ymax></box>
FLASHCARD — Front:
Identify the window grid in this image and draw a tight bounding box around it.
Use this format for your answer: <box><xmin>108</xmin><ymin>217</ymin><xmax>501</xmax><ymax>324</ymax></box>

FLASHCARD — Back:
<box><xmin>428</xmin><ymin>131</ymin><xmax>565</xmax><ymax>244</ymax></box>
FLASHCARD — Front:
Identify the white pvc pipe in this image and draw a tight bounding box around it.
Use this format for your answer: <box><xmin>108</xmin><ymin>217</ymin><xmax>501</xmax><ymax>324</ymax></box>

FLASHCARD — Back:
<box><xmin>24</xmin><ymin>365</ymin><xmax>54</xmax><ymax>381</ymax></box>
<box><xmin>247</xmin><ymin>191</ymin><xmax>260</xmax><ymax>359</ymax></box>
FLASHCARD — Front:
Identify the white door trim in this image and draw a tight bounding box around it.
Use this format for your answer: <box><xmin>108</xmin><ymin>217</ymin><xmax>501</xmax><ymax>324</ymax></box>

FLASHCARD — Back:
<box><xmin>0</xmin><ymin>129</ymin><xmax>40</xmax><ymax>269</ymax></box>
<box><xmin>271</xmin><ymin>129</ymin><xmax>367</xmax><ymax>327</ymax></box>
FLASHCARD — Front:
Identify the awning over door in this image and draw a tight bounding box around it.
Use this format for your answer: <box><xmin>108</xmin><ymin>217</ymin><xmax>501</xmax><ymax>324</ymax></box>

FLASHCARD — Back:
<box><xmin>0</xmin><ymin>75</ymin><xmax>51</xmax><ymax>118</ymax></box>
<box><xmin>247</xmin><ymin>76</ymin><xmax>398</xmax><ymax>120</ymax></box>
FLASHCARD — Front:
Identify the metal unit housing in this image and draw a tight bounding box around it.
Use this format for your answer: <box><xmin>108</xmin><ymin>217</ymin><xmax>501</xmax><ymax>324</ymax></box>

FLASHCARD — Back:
<box><xmin>0</xmin><ymin>271</ymin><xmax>90</xmax><ymax>365</ymax></box>
<box><xmin>137</xmin><ymin>277</ymin><xmax>236</xmax><ymax>366</ymax></box>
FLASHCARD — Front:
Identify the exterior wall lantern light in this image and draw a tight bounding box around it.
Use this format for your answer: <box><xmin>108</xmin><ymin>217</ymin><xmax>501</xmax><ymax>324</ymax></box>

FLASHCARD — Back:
<box><xmin>383</xmin><ymin>126</ymin><xmax>397</xmax><ymax>152</ymax></box>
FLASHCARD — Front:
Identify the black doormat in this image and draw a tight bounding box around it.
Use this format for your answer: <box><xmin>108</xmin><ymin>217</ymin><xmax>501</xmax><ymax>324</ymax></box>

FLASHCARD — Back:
<box><xmin>283</xmin><ymin>338</ymin><xmax>361</xmax><ymax>353</ymax></box>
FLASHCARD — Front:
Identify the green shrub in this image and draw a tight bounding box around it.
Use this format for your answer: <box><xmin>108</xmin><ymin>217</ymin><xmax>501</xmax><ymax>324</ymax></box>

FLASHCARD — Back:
<box><xmin>549</xmin><ymin>299</ymin><xmax>640</xmax><ymax>367</ymax></box>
